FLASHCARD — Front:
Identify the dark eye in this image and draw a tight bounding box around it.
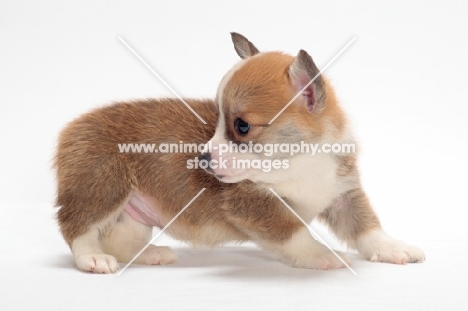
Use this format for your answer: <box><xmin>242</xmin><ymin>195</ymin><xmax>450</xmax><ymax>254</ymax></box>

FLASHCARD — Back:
<box><xmin>234</xmin><ymin>118</ymin><xmax>250</xmax><ymax>135</ymax></box>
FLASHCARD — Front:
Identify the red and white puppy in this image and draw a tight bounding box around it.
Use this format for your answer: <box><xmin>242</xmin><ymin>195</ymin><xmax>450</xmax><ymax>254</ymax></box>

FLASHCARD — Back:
<box><xmin>54</xmin><ymin>33</ymin><xmax>424</xmax><ymax>273</ymax></box>
<box><xmin>202</xmin><ymin>33</ymin><xmax>425</xmax><ymax>267</ymax></box>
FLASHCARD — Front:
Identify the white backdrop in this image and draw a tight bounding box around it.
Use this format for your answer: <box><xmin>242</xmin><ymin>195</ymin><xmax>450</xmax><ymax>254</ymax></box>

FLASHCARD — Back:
<box><xmin>1</xmin><ymin>1</ymin><xmax>467</xmax><ymax>310</ymax></box>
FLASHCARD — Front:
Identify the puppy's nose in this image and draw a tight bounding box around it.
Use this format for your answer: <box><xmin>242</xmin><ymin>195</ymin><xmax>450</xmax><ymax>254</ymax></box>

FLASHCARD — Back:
<box><xmin>199</xmin><ymin>152</ymin><xmax>211</xmax><ymax>162</ymax></box>
<box><xmin>199</xmin><ymin>152</ymin><xmax>213</xmax><ymax>172</ymax></box>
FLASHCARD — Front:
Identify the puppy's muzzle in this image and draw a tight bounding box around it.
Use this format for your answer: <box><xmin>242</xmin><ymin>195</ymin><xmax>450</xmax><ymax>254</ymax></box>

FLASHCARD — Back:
<box><xmin>199</xmin><ymin>152</ymin><xmax>214</xmax><ymax>173</ymax></box>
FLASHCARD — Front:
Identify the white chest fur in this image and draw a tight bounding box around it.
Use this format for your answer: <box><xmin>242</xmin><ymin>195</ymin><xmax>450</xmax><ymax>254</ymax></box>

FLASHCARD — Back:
<box><xmin>268</xmin><ymin>153</ymin><xmax>340</xmax><ymax>222</ymax></box>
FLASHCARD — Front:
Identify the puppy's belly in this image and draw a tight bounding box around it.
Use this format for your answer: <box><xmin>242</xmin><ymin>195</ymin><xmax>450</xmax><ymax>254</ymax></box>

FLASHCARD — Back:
<box><xmin>124</xmin><ymin>193</ymin><xmax>163</xmax><ymax>228</ymax></box>
<box><xmin>124</xmin><ymin>192</ymin><xmax>248</xmax><ymax>245</ymax></box>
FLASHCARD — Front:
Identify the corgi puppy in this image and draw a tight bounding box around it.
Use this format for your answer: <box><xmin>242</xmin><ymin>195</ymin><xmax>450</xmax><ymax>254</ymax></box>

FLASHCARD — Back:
<box><xmin>54</xmin><ymin>33</ymin><xmax>425</xmax><ymax>273</ymax></box>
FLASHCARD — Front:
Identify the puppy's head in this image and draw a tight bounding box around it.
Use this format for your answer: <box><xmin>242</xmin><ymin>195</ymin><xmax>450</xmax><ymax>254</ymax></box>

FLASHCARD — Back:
<box><xmin>201</xmin><ymin>33</ymin><xmax>344</xmax><ymax>183</ymax></box>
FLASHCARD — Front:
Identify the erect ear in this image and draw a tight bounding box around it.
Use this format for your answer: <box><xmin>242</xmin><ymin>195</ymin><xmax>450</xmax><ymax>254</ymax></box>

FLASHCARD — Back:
<box><xmin>230</xmin><ymin>32</ymin><xmax>260</xmax><ymax>59</ymax></box>
<box><xmin>288</xmin><ymin>50</ymin><xmax>326</xmax><ymax>113</ymax></box>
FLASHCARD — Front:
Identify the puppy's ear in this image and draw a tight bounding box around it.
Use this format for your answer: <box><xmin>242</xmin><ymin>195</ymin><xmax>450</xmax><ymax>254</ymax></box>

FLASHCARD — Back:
<box><xmin>288</xmin><ymin>50</ymin><xmax>326</xmax><ymax>113</ymax></box>
<box><xmin>231</xmin><ymin>32</ymin><xmax>260</xmax><ymax>59</ymax></box>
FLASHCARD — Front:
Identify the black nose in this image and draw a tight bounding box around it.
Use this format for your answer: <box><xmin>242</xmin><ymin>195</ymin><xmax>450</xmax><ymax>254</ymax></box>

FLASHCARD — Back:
<box><xmin>198</xmin><ymin>153</ymin><xmax>213</xmax><ymax>172</ymax></box>
<box><xmin>199</xmin><ymin>152</ymin><xmax>211</xmax><ymax>162</ymax></box>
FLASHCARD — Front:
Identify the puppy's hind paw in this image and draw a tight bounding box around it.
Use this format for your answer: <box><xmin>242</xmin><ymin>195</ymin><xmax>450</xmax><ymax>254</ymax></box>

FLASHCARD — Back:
<box><xmin>76</xmin><ymin>254</ymin><xmax>120</xmax><ymax>274</ymax></box>
<box><xmin>134</xmin><ymin>245</ymin><xmax>177</xmax><ymax>265</ymax></box>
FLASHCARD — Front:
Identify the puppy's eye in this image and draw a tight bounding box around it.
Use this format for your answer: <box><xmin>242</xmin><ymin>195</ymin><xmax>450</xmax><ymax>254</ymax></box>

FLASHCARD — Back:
<box><xmin>234</xmin><ymin>118</ymin><xmax>250</xmax><ymax>136</ymax></box>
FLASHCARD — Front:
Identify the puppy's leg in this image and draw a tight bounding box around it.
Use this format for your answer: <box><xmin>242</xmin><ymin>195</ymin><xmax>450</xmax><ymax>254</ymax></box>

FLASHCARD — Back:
<box><xmin>71</xmin><ymin>211</ymin><xmax>121</xmax><ymax>274</ymax></box>
<box><xmin>319</xmin><ymin>188</ymin><xmax>425</xmax><ymax>264</ymax></box>
<box><xmin>263</xmin><ymin>227</ymin><xmax>351</xmax><ymax>270</ymax></box>
<box><xmin>223</xmin><ymin>185</ymin><xmax>350</xmax><ymax>269</ymax></box>
<box><xmin>56</xmin><ymin>152</ymin><xmax>135</xmax><ymax>273</ymax></box>
<box><xmin>101</xmin><ymin>211</ymin><xmax>177</xmax><ymax>265</ymax></box>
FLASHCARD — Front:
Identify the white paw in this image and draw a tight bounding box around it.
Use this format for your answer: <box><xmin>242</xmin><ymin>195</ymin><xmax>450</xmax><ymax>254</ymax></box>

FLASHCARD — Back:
<box><xmin>133</xmin><ymin>246</ymin><xmax>177</xmax><ymax>265</ymax></box>
<box><xmin>367</xmin><ymin>242</ymin><xmax>425</xmax><ymax>264</ymax></box>
<box><xmin>76</xmin><ymin>254</ymin><xmax>120</xmax><ymax>274</ymax></box>
<box><xmin>293</xmin><ymin>249</ymin><xmax>351</xmax><ymax>270</ymax></box>
<box><xmin>278</xmin><ymin>227</ymin><xmax>351</xmax><ymax>270</ymax></box>
<box><xmin>357</xmin><ymin>229</ymin><xmax>425</xmax><ymax>264</ymax></box>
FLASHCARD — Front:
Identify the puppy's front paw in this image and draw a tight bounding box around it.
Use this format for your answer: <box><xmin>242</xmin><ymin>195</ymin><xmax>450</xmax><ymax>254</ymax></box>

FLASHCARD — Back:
<box><xmin>76</xmin><ymin>254</ymin><xmax>119</xmax><ymax>273</ymax></box>
<box><xmin>277</xmin><ymin>227</ymin><xmax>351</xmax><ymax>270</ymax></box>
<box><xmin>293</xmin><ymin>249</ymin><xmax>351</xmax><ymax>270</ymax></box>
<box><xmin>357</xmin><ymin>229</ymin><xmax>425</xmax><ymax>264</ymax></box>
<box><xmin>367</xmin><ymin>242</ymin><xmax>425</xmax><ymax>264</ymax></box>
